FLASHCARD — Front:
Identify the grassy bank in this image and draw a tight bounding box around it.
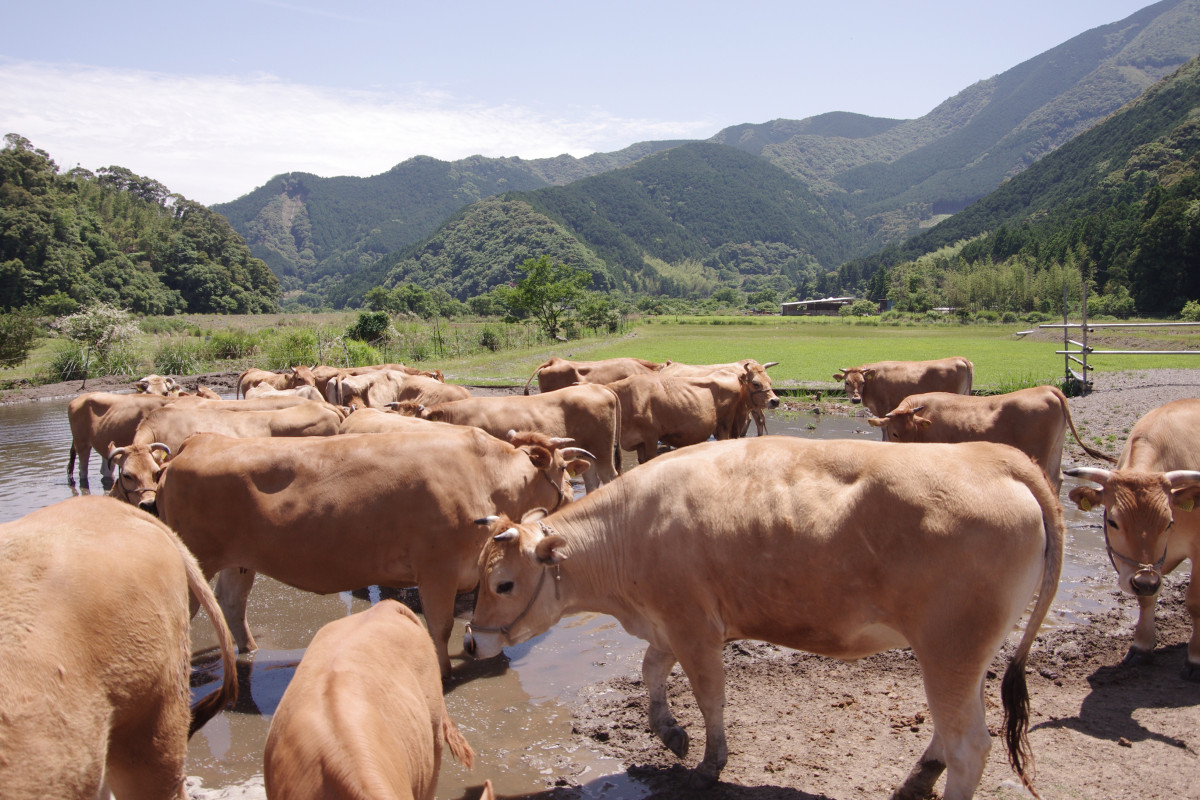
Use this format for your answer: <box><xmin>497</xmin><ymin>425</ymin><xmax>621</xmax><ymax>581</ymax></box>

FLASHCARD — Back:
<box><xmin>6</xmin><ymin>312</ymin><xmax>1199</xmax><ymax>392</ymax></box>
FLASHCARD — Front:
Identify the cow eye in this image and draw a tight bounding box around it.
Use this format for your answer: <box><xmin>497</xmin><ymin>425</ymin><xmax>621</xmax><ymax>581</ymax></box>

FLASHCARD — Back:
<box><xmin>497</xmin><ymin>581</ymin><xmax>514</xmax><ymax>595</ymax></box>
<box><xmin>1107</xmin><ymin>518</ymin><xmax>1119</xmax><ymax>530</ymax></box>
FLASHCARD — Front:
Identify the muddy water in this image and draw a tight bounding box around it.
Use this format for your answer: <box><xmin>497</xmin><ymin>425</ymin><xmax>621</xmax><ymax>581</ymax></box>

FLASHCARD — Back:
<box><xmin>0</xmin><ymin>398</ymin><xmax>1117</xmax><ymax>799</ymax></box>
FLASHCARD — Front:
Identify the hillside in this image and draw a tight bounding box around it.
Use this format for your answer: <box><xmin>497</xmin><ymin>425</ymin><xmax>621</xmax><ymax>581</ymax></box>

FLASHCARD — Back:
<box><xmin>216</xmin><ymin>0</ymin><xmax>1200</xmax><ymax>307</ymax></box>
<box><xmin>337</xmin><ymin>142</ymin><xmax>857</xmax><ymax>305</ymax></box>
<box><xmin>0</xmin><ymin>135</ymin><xmax>279</xmax><ymax>314</ymax></box>
<box><xmin>839</xmin><ymin>54</ymin><xmax>1200</xmax><ymax>315</ymax></box>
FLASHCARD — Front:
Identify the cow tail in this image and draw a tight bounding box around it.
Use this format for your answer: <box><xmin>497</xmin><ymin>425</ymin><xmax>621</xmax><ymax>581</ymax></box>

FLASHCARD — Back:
<box><xmin>67</xmin><ymin>444</ymin><xmax>76</xmax><ymax>476</ymax></box>
<box><xmin>603</xmin><ymin>385</ymin><xmax>623</xmax><ymax>476</ymax></box>
<box><xmin>180</xmin><ymin>540</ymin><xmax>239</xmax><ymax>737</ymax></box>
<box><xmin>1000</xmin><ymin>465</ymin><xmax>1064</xmax><ymax>799</ymax></box>
<box><xmin>1058</xmin><ymin>390</ymin><xmax>1117</xmax><ymax>464</ymax></box>
<box><xmin>523</xmin><ymin>360</ymin><xmax>551</xmax><ymax>396</ymax></box>
<box><xmin>442</xmin><ymin>711</ymin><xmax>476</xmax><ymax>770</ymax></box>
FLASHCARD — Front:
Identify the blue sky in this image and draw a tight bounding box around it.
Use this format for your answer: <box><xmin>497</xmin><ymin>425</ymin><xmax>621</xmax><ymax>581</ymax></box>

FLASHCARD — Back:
<box><xmin>0</xmin><ymin>0</ymin><xmax>1162</xmax><ymax>205</ymax></box>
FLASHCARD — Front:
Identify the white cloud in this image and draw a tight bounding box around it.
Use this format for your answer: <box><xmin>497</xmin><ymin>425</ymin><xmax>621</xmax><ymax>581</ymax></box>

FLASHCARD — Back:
<box><xmin>0</xmin><ymin>60</ymin><xmax>713</xmax><ymax>205</ymax></box>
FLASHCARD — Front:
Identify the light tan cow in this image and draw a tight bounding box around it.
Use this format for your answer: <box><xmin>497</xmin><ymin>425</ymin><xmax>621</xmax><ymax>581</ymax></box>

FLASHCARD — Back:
<box><xmin>0</xmin><ymin>495</ymin><xmax>237</xmax><ymax>800</ymax></box>
<box><xmin>337</xmin><ymin>405</ymin><xmax>451</xmax><ymax>434</ymax></box>
<box><xmin>312</xmin><ymin>364</ymin><xmax>445</xmax><ymax>402</ymax></box>
<box><xmin>605</xmin><ymin>372</ymin><xmax>753</xmax><ymax>463</ymax></box>
<box><xmin>335</xmin><ymin>370</ymin><xmax>470</xmax><ymax>409</ymax></box>
<box><xmin>834</xmin><ymin>356</ymin><xmax>974</xmax><ymax>419</ymax></box>
<box><xmin>66</xmin><ymin>392</ymin><xmax>175</xmax><ymax>483</ymax></box>
<box><xmin>264</xmin><ymin>601</ymin><xmax>477</xmax><ymax>800</ymax></box>
<box><xmin>235</xmin><ymin>365</ymin><xmax>315</xmax><ymax>399</ymax></box>
<box><xmin>467</xmin><ymin>437</ymin><xmax>1063</xmax><ymax>799</ymax></box>
<box><xmin>418</xmin><ymin>384</ymin><xmax>621</xmax><ymax>491</ymax></box>
<box><xmin>134</xmin><ymin>373</ymin><xmax>179</xmax><ymax>395</ymax></box>
<box><xmin>1065</xmin><ymin>398</ymin><xmax>1200</xmax><ymax>681</ymax></box>
<box><xmin>243</xmin><ymin>383</ymin><xmax>326</xmax><ymax>402</ymax></box>
<box><xmin>523</xmin><ymin>356</ymin><xmax>665</xmax><ymax>395</ymax></box>
<box><xmin>660</xmin><ymin>359</ymin><xmax>780</xmax><ymax>436</ymax></box>
<box><xmin>868</xmin><ymin>385</ymin><xmax>1116</xmax><ymax>491</ymax></box>
<box><xmin>107</xmin><ymin>400</ymin><xmax>344</xmax><ymax>513</ymax></box>
<box><xmin>154</xmin><ymin>428</ymin><xmax>592</xmax><ymax>676</ymax></box>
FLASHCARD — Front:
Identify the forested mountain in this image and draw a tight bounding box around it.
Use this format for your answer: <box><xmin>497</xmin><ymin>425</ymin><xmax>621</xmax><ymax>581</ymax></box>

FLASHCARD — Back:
<box><xmin>220</xmin><ymin>0</ymin><xmax>1200</xmax><ymax>307</ymax></box>
<box><xmin>335</xmin><ymin>142</ymin><xmax>857</xmax><ymax>305</ymax></box>
<box><xmin>213</xmin><ymin>141</ymin><xmax>685</xmax><ymax>293</ymax></box>
<box><xmin>0</xmin><ymin>135</ymin><xmax>279</xmax><ymax>314</ymax></box>
<box><xmin>840</xmin><ymin>54</ymin><xmax>1200</xmax><ymax>314</ymax></box>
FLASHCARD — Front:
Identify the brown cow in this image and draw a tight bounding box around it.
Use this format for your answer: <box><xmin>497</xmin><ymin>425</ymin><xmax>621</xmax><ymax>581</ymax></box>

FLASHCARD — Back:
<box><xmin>107</xmin><ymin>401</ymin><xmax>344</xmax><ymax>513</ymax></box>
<box><xmin>419</xmin><ymin>384</ymin><xmax>621</xmax><ymax>492</ymax></box>
<box><xmin>312</xmin><ymin>364</ymin><xmax>445</xmax><ymax>401</ymax></box>
<box><xmin>335</xmin><ymin>370</ymin><xmax>470</xmax><ymax>408</ymax></box>
<box><xmin>0</xmin><ymin>495</ymin><xmax>237</xmax><ymax>800</ymax></box>
<box><xmin>868</xmin><ymin>385</ymin><xmax>1116</xmax><ymax>491</ymax></box>
<box><xmin>661</xmin><ymin>359</ymin><xmax>780</xmax><ymax>436</ymax></box>
<box><xmin>66</xmin><ymin>392</ymin><xmax>175</xmax><ymax>483</ymax></box>
<box><xmin>1065</xmin><ymin>398</ymin><xmax>1200</xmax><ymax>681</ymax></box>
<box><xmin>264</xmin><ymin>601</ymin><xmax>477</xmax><ymax>800</ymax></box>
<box><xmin>154</xmin><ymin>428</ymin><xmax>593</xmax><ymax>675</ymax></box>
<box><xmin>134</xmin><ymin>373</ymin><xmax>179</xmax><ymax>395</ymax></box>
<box><xmin>337</xmin><ymin>406</ymin><xmax>454</xmax><ymax>434</ymax></box>
<box><xmin>606</xmin><ymin>372</ymin><xmax>751</xmax><ymax>463</ymax></box>
<box><xmin>834</xmin><ymin>356</ymin><xmax>974</xmax><ymax>419</ymax></box>
<box><xmin>235</xmin><ymin>365</ymin><xmax>315</xmax><ymax>399</ymax></box>
<box><xmin>466</xmin><ymin>437</ymin><xmax>1063</xmax><ymax>798</ymax></box>
<box><xmin>523</xmin><ymin>356</ymin><xmax>664</xmax><ymax>395</ymax></box>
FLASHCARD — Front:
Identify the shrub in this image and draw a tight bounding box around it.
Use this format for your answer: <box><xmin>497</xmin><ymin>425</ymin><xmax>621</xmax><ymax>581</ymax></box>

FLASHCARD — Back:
<box><xmin>0</xmin><ymin>308</ymin><xmax>40</xmax><ymax>368</ymax></box>
<box><xmin>479</xmin><ymin>326</ymin><xmax>501</xmax><ymax>352</ymax></box>
<box><xmin>154</xmin><ymin>340</ymin><xmax>207</xmax><ymax>375</ymax></box>
<box><xmin>347</xmin><ymin>310</ymin><xmax>394</xmax><ymax>343</ymax></box>
<box><xmin>1001</xmin><ymin>311</ymin><xmax>1019</xmax><ymax>323</ymax></box>
<box><xmin>1181</xmin><ymin>300</ymin><xmax>1200</xmax><ymax>322</ymax></box>
<box><xmin>261</xmin><ymin>329</ymin><xmax>319</xmax><ymax>370</ymax></box>
<box><xmin>205</xmin><ymin>329</ymin><xmax>259</xmax><ymax>360</ymax></box>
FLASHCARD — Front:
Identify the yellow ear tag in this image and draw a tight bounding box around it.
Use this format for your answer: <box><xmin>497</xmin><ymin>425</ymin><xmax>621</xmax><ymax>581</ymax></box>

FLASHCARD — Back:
<box><xmin>566</xmin><ymin>467</ymin><xmax>578</xmax><ymax>479</ymax></box>
<box><xmin>1079</xmin><ymin>497</ymin><xmax>1092</xmax><ymax>512</ymax></box>
<box><xmin>1178</xmin><ymin>496</ymin><xmax>1195</xmax><ymax>513</ymax></box>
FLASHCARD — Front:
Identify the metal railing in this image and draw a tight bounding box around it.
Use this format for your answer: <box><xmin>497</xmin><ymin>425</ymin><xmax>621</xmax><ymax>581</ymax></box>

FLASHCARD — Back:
<box><xmin>1037</xmin><ymin>283</ymin><xmax>1200</xmax><ymax>394</ymax></box>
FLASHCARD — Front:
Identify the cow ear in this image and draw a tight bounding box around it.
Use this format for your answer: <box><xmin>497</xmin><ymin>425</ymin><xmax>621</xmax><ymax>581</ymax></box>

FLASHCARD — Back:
<box><xmin>915</xmin><ymin>415</ymin><xmax>933</xmax><ymax>428</ymax></box>
<box><xmin>520</xmin><ymin>508</ymin><xmax>548</xmax><ymax>524</ymax></box>
<box><xmin>833</xmin><ymin>372</ymin><xmax>845</xmax><ymax>381</ymax></box>
<box><xmin>524</xmin><ymin>445</ymin><xmax>552</xmax><ymax>470</ymax></box>
<box><xmin>535</xmin><ymin>534</ymin><xmax>568</xmax><ymax>565</ymax></box>
<box><xmin>1171</xmin><ymin>485</ymin><xmax>1200</xmax><ymax>513</ymax></box>
<box><xmin>862</xmin><ymin>369</ymin><xmax>876</xmax><ymax>380</ymax></box>
<box><xmin>1068</xmin><ymin>485</ymin><xmax>1101</xmax><ymax>512</ymax></box>
<box><xmin>566</xmin><ymin>458</ymin><xmax>592</xmax><ymax>478</ymax></box>
<box><xmin>867</xmin><ymin>416</ymin><xmax>889</xmax><ymax>428</ymax></box>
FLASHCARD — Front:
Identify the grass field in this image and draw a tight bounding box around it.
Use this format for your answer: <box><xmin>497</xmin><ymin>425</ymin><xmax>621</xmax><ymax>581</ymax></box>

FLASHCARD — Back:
<box><xmin>445</xmin><ymin>316</ymin><xmax>1200</xmax><ymax>391</ymax></box>
<box><xmin>9</xmin><ymin>312</ymin><xmax>1200</xmax><ymax>392</ymax></box>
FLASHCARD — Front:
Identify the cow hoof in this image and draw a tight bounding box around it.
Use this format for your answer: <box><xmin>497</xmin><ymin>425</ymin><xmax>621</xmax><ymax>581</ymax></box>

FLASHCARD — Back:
<box><xmin>1181</xmin><ymin>661</ymin><xmax>1200</xmax><ymax>682</ymax></box>
<box><xmin>661</xmin><ymin>725</ymin><xmax>689</xmax><ymax>759</ymax></box>
<box><xmin>687</xmin><ymin>768</ymin><xmax>719</xmax><ymax>790</ymax></box>
<box><xmin>1121</xmin><ymin>646</ymin><xmax>1154</xmax><ymax>666</ymax></box>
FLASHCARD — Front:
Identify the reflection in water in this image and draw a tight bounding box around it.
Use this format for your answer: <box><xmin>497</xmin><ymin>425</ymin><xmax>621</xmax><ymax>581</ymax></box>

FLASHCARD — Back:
<box><xmin>0</xmin><ymin>399</ymin><xmax>1119</xmax><ymax>798</ymax></box>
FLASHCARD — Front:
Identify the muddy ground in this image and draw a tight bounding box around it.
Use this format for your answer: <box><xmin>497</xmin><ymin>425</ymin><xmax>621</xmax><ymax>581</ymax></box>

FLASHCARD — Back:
<box><xmin>4</xmin><ymin>368</ymin><xmax>1198</xmax><ymax>799</ymax></box>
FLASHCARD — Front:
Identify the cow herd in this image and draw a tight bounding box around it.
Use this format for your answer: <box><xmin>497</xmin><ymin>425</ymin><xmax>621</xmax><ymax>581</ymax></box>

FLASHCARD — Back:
<box><xmin>1</xmin><ymin>353</ymin><xmax>1198</xmax><ymax>800</ymax></box>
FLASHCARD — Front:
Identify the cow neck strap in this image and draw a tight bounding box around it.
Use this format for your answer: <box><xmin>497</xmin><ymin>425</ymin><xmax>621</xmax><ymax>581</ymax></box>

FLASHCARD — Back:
<box><xmin>540</xmin><ymin>467</ymin><xmax>569</xmax><ymax>511</ymax></box>
<box><xmin>1102</xmin><ymin>509</ymin><xmax>1168</xmax><ymax>575</ymax></box>
<box><xmin>466</xmin><ymin>522</ymin><xmax>562</xmax><ymax>638</ymax></box>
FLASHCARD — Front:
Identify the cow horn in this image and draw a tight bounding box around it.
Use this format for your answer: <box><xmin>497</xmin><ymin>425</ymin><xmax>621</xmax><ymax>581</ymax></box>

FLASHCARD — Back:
<box><xmin>762</xmin><ymin>361</ymin><xmax>779</xmax><ymax>369</ymax></box>
<box><xmin>560</xmin><ymin>447</ymin><xmax>597</xmax><ymax>461</ymax></box>
<box><xmin>474</xmin><ymin>515</ymin><xmax>500</xmax><ymax>525</ymax></box>
<box><xmin>150</xmin><ymin>442</ymin><xmax>171</xmax><ymax>458</ymax></box>
<box><xmin>548</xmin><ymin>437</ymin><xmax>576</xmax><ymax>446</ymax></box>
<box><xmin>1165</xmin><ymin>470</ymin><xmax>1200</xmax><ymax>488</ymax></box>
<box><xmin>1064</xmin><ymin>467</ymin><xmax>1112</xmax><ymax>486</ymax></box>
<box><xmin>493</xmin><ymin>528</ymin><xmax>519</xmax><ymax>542</ymax></box>
<box><xmin>106</xmin><ymin>446</ymin><xmax>128</xmax><ymax>466</ymax></box>
<box><xmin>506</xmin><ymin>429</ymin><xmax>518</xmax><ymax>441</ymax></box>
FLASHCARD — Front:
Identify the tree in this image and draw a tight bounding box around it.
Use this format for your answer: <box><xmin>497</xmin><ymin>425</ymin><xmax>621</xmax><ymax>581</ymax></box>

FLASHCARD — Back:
<box><xmin>53</xmin><ymin>302</ymin><xmax>140</xmax><ymax>387</ymax></box>
<box><xmin>0</xmin><ymin>308</ymin><xmax>40</xmax><ymax>368</ymax></box>
<box><xmin>496</xmin><ymin>256</ymin><xmax>591</xmax><ymax>339</ymax></box>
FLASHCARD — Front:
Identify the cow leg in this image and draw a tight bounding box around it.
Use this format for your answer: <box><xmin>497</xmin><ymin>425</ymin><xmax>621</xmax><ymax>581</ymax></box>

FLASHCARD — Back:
<box><xmin>673</xmin><ymin>644</ymin><xmax>728</xmax><ymax>789</ymax></box>
<box><xmin>900</xmin><ymin>657</ymin><xmax>990</xmax><ymax>800</ymax></box>
<box><xmin>1125</xmin><ymin>591</ymin><xmax>1159</xmax><ymax>664</ymax></box>
<box><xmin>1185</xmin><ymin>570</ymin><xmax>1200</xmax><ymax>681</ymax></box>
<box><xmin>417</xmin><ymin>578</ymin><xmax>457</xmax><ymax>678</ymax></box>
<box><xmin>753</xmin><ymin>409</ymin><xmax>767</xmax><ymax>437</ymax></box>
<box><xmin>642</xmin><ymin>645</ymin><xmax>688</xmax><ymax>758</ymax></box>
<box><xmin>213</xmin><ymin>567</ymin><xmax>259</xmax><ymax>653</ymax></box>
<box><xmin>636</xmin><ymin>442</ymin><xmax>650</xmax><ymax>464</ymax></box>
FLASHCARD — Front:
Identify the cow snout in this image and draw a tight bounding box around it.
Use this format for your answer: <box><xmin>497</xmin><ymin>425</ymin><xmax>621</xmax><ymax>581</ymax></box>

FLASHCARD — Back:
<box><xmin>1130</xmin><ymin>568</ymin><xmax>1161</xmax><ymax>596</ymax></box>
<box><xmin>850</xmin><ymin>397</ymin><xmax>861</xmax><ymax>404</ymax></box>
<box><xmin>767</xmin><ymin>397</ymin><xmax>780</xmax><ymax>409</ymax></box>
<box><xmin>138</xmin><ymin>497</ymin><xmax>158</xmax><ymax>517</ymax></box>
